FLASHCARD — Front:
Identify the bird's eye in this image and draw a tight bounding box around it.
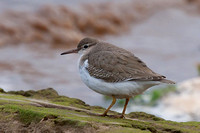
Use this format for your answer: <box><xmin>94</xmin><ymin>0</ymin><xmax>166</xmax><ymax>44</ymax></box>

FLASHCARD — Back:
<box><xmin>83</xmin><ymin>45</ymin><xmax>88</xmax><ymax>49</ymax></box>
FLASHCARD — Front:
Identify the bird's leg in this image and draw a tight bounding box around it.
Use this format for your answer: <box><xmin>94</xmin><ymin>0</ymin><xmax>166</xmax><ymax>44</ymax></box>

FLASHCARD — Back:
<box><xmin>101</xmin><ymin>96</ymin><xmax>116</xmax><ymax>116</ymax></box>
<box><xmin>120</xmin><ymin>98</ymin><xmax>130</xmax><ymax>118</ymax></box>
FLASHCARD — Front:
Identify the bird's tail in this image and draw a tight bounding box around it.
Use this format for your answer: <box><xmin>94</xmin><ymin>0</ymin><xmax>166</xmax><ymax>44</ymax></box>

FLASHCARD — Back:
<box><xmin>160</xmin><ymin>79</ymin><xmax>175</xmax><ymax>84</ymax></box>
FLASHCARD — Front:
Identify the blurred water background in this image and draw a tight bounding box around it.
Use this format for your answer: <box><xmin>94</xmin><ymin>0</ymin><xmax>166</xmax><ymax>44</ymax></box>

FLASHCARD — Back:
<box><xmin>0</xmin><ymin>0</ymin><xmax>200</xmax><ymax>122</ymax></box>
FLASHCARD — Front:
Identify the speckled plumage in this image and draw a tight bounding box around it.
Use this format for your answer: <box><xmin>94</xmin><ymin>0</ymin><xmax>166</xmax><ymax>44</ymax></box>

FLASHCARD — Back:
<box><xmin>79</xmin><ymin>38</ymin><xmax>173</xmax><ymax>84</ymax></box>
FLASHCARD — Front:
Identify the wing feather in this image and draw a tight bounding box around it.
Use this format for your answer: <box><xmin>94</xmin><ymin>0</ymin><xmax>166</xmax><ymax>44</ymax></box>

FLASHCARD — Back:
<box><xmin>87</xmin><ymin>49</ymin><xmax>165</xmax><ymax>83</ymax></box>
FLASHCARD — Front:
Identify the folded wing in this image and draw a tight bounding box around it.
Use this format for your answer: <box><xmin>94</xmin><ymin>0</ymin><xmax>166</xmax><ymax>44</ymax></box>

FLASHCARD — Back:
<box><xmin>87</xmin><ymin>50</ymin><xmax>165</xmax><ymax>83</ymax></box>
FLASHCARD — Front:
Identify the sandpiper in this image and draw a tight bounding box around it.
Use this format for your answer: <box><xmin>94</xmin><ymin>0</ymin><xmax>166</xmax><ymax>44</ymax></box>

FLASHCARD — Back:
<box><xmin>61</xmin><ymin>37</ymin><xmax>175</xmax><ymax>118</ymax></box>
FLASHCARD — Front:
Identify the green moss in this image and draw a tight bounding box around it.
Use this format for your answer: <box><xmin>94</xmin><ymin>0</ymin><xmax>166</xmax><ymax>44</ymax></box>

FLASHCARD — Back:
<box><xmin>0</xmin><ymin>99</ymin><xmax>29</xmax><ymax>105</ymax></box>
<box><xmin>181</xmin><ymin>121</ymin><xmax>200</xmax><ymax>127</ymax></box>
<box><xmin>128</xmin><ymin>112</ymin><xmax>164</xmax><ymax>121</ymax></box>
<box><xmin>1</xmin><ymin>88</ymin><xmax>109</xmax><ymax>115</ymax></box>
<box><xmin>5</xmin><ymin>88</ymin><xmax>94</xmax><ymax>110</ymax></box>
<box><xmin>1</xmin><ymin>105</ymin><xmax>45</xmax><ymax>124</ymax></box>
<box><xmin>104</xmin><ymin>127</ymin><xmax>151</xmax><ymax>133</ymax></box>
<box><xmin>7</xmin><ymin>90</ymin><xmax>33</xmax><ymax>97</ymax></box>
<box><xmin>0</xmin><ymin>88</ymin><xmax>200</xmax><ymax>133</ymax></box>
<box><xmin>18</xmin><ymin>108</ymin><xmax>45</xmax><ymax>124</ymax></box>
<box><xmin>54</xmin><ymin>118</ymin><xmax>89</xmax><ymax>127</ymax></box>
<box><xmin>0</xmin><ymin>94</ymin><xmax>30</xmax><ymax>101</ymax></box>
<box><xmin>155</xmin><ymin>120</ymin><xmax>200</xmax><ymax>133</ymax></box>
<box><xmin>7</xmin><ymin>88</ymin><xmax>59</xmax><ymax>99</ymax></box>
<box><xmin>51</xmin><ymin>96</ymin><xmax>90</xmax><ymax>109</ymax></box>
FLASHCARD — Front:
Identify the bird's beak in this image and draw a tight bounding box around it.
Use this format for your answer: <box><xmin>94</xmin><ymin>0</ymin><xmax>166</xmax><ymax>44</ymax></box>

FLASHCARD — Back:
<box><xmin>61</xmin><ymin>48</ymin><xmax>79</xmax><ymax>55</ymax></box>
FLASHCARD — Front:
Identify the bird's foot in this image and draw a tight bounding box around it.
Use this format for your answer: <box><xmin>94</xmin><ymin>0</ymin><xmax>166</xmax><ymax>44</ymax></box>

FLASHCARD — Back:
<box><xmin>119</xmin><ymin>115</ymin><xmax>125</xmax><ymax>119</ymax></box>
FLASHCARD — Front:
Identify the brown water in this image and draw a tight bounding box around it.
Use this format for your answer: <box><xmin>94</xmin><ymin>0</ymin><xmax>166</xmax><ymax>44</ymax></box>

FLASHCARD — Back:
<box><xmin>0</xmin><ymin>0</ymin><xmax>200</xmax><ymax>121</ymax></box>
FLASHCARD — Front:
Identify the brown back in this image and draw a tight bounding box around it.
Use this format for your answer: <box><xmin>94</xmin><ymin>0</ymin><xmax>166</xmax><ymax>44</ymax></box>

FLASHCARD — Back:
<box><xmin>84</xmin><ymin>42</ymin><xmax>166</xmax><ymax>83</ymax></box>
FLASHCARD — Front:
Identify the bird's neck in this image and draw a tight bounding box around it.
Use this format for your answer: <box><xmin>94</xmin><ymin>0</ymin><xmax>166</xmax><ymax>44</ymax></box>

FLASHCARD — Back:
<box><xmin>78</xmin><ymin>52</ymin><xmax>89</xmax><ymax>68</ymax></box>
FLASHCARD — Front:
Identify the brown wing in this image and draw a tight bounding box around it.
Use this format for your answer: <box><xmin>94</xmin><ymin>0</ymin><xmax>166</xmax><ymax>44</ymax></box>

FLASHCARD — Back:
<box><xmin>87</xmin><ymin>50</ymin><xmax>165</xmax><ymax>83</ymax></box>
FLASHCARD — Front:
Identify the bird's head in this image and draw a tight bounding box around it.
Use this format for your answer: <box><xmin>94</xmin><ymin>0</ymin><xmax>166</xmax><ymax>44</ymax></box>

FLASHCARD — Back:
<box><xmin>61</xmin><ymin>37</ymin><xmax>98</xmax><ymax>56</ymax></box>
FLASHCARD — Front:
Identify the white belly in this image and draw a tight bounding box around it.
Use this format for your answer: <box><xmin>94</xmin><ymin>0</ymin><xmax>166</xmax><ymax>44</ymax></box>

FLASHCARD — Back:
<box><xmin>79</xmin><ymin>60</ymin><xmax>160</xmax><ymax>99</ymax></box>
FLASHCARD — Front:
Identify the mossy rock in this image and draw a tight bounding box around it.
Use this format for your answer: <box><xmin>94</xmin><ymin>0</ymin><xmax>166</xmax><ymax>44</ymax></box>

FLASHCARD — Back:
<box><xmin>7</xmin><ymin>88</ymin><xmax>59</xmax><ymax>99</ymax></box>
<box><xmin>128</xmin><ymin>112</ymin><xmax>164</xmax><ymax>121</ymax></box>
<box><xmin>0</xmin><ymin>88</ymin><xmax>200</xmax><ymax>133</ymax></box>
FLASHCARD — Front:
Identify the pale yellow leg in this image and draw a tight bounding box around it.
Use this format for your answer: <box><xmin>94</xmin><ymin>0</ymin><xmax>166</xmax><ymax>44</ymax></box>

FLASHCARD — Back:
<box><xmin>120</xmin><ymin>98</ymin><xmax>130</xmax><ymax>118</ymax></box>
<box><xmin>101</xmin><ymin>96</ymin><xmax>116</xmax><ymax>116</ymax></box>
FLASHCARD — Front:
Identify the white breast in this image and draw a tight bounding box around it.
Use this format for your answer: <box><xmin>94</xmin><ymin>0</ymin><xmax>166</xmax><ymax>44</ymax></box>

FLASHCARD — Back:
<box><xmin>79</xmin><ymin>60</ymin><xmax>160</xmax><ymax>99</ymax></box>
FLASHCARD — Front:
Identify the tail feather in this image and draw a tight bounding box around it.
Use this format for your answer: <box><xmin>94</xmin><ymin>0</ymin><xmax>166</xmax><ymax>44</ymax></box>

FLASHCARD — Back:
<box><xmin>159</xmin><ymin>79</ymin><xmax>175</xmax><ymax>84</ymax></box>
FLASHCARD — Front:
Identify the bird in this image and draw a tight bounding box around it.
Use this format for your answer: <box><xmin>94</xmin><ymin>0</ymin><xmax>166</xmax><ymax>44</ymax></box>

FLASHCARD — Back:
<box><xmin>61</xmin><ymin>37</ymin><xmax>175</xmax><ymax>118</ymax></box>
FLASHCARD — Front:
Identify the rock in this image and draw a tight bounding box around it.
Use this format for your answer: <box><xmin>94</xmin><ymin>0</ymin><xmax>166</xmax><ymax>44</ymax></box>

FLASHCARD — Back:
<box><xmin>7</xmin><ymin>88</ymin><xmax>59</xmax><ymax>98</ymax></box>
<box><xmin>0</xmin><ymin>88</ymin><xmax>200</xmax><ymax>132</ymax></box>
